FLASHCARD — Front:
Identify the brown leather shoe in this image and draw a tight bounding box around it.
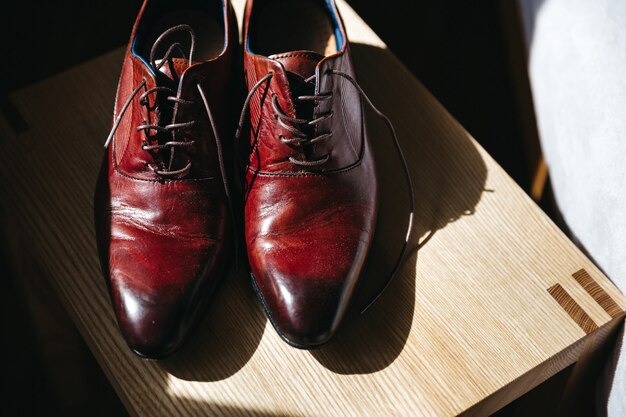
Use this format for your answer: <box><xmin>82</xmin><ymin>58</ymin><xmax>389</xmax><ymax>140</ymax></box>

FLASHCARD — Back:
<box><xmin>239</xmin><ymin>0</ymin><xmax>384</xmax><ymax>348</ymax></box>
<box><xmin>94</xmin><ymin>0</ymin><xmax>238</xmax><ymax>359</ymax></box>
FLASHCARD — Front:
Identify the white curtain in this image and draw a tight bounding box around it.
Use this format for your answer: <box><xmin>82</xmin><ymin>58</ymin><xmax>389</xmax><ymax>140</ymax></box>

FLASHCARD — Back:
<box><xmin>518</xmin><ymin>0</ymin><xmax>626</xmax><ymax>415</ymax></box>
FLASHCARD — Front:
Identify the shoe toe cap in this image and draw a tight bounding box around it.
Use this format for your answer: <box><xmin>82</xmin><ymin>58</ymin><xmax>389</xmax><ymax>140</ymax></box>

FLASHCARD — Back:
<box><xmin>105</xmin><ymin>234</ymin><xmax>225</xmax><ymax>358</ymax></box>
<box><xmin>112</xmin><ymin>279</ymin><xmax>184</xmax><ymax>358</ymax></box>
<box><xmin>255</xmin><ymin>270</ymin><xmax>344</xmax><ymax>348</ymax></box>
<box><xmin>250</xmin><ymin>235</ymin><xmax>367</xmax><ymax>349</ymax></box>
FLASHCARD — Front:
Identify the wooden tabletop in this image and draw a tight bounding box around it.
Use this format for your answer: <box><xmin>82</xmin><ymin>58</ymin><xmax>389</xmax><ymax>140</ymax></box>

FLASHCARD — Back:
<box><xmin>0</xmin><ymin>1</ymin><xmax>624</xmax><ymax>416</ymax></box>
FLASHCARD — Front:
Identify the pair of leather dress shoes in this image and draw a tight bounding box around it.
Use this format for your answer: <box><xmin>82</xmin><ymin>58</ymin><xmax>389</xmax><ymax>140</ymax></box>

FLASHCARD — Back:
<box><xmin>95</xmin><ymin>0</ymin><xmax>411</xmax><ymax>359</ymax></box>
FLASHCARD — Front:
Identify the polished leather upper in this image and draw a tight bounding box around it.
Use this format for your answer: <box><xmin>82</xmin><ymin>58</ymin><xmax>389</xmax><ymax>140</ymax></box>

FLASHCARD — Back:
<box><xmin>95</xmin><ymin>0</ymin><xmax>237</xmax><ymax>358</ymax></box>
<box><xmin>242</xmin><ymin>0</ymin><xmax>379</xmax><ymax>347</ymax></box>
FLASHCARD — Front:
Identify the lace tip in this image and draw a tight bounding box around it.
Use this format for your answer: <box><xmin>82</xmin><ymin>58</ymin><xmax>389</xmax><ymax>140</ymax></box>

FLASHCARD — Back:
<box><xmin>405</xmin><ymin>212</ymin><xmax>414</xmax><ymax>242</ymax></box>
<box><xmin>104</xmin><ymin>133</ymin><xmax>113</xmax><ymax>149</ymax></box>
<box><xmin>360</xmin><ymin>298</ymin><xmax>377</xmax><ymax>315</ymax></box>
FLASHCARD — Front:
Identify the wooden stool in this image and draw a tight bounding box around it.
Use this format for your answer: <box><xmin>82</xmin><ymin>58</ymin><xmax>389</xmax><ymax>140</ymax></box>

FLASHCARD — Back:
<box><xmin>0</xmin><ymin>1</ymin><xmax>623</xmax><ymax>416</ymax></box>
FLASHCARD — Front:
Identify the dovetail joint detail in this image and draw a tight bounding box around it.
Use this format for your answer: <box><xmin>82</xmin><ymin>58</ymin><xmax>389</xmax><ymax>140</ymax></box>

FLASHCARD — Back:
<box><xmin>572</xmin><ymin>269</ymin><xmax>624</xmax><ymax>318</ymax></box>
<box><xmin>548</xmin><ymin>284</ymin><xmax>598</xmax><ymax>334</ymax></box>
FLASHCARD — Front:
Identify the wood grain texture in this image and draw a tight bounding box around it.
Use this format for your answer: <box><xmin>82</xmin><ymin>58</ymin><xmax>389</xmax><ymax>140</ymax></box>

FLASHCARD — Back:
<box><xmin>0</xmin><ymin>1</ymin><xmax>624</xmax><ymax>416</ymax></box>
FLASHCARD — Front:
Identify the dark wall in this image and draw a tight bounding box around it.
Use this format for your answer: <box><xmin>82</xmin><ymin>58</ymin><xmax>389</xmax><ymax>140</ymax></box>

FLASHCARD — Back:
<box><xmin>349</xmin><ymin>1</ymin><xmax>530</xmax><ymax>187</ymax></box>
<box><xmin>3</xmin><ymin>2</ymin><xmax>139</xmax><ymax>93</ymax></box>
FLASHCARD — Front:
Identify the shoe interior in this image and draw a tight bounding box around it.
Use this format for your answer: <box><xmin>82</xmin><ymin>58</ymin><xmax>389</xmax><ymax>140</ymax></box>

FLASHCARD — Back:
<box><xmin>249</xmin><ymin>0</ymin><xmax>344</xmax><ymax>57</ymax></box>
<box><xmin>133</xmin><ymin>0</ymin><xmax>226</xmax><ymax>66</ymax></box>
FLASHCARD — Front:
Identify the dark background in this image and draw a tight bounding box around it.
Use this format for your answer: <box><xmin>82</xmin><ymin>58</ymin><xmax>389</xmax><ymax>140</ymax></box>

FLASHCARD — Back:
<box><xmin>2</xmin><ymin>0</ymin><xmax>531</xmax><ymax>186</ymax></box>
<box><xmin>1</xmin><ymin>1</ymin><xmax>540</xmax><ymax>416</ymax></box>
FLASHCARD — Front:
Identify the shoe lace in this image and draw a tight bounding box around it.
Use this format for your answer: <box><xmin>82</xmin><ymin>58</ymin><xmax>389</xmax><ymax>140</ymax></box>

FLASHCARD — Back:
<box><xmin>236</xmin><ymin>69</ymin><xmax>415</xmax><ymax>311</ymax></box>
<box><xmin>274</xmin><ymin>74</ymin><xmax>334</xmax><ymax>167</ymax></box>
<box><xmin>104</xmin><ymin>24</ymin><xmax>239</xmax><ymax>262</ymax></box>
<box><xmin>104</xmin><ymin>24</ymin><xmax>198</xmax><ymax>178</ymax></box>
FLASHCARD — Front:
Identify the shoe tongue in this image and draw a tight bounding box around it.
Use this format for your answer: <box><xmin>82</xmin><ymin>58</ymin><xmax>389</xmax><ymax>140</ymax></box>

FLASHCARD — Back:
<box><xmin>269</xmin><ymin>51</ymin><xmax>324</xmax><ymax>136</ymax></box>
<box><xmin>154</xmin><ymin>57</ymin><xmax>197</xmax><ymax>83</ymax></box>
<box><xmin>269</xmin><ymin>50</ymin><xmax>325</xmax><ymax>79</ymax></box>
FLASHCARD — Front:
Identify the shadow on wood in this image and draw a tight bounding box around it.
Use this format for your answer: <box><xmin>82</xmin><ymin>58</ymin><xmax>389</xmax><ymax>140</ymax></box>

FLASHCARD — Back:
<box><xmin>160</xmin><ymin>264</ymin><xmax>268</xmax><ymax>382</ymax></box>
<box><xmin>310</xmin><ymin>43</ymin><xmax>488</xmax><ymax>374</ymax></box>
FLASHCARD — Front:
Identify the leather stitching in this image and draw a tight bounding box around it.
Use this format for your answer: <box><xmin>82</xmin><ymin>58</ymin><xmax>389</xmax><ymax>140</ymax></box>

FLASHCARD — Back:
<box><xmin>247</xmin><ymin>157</ymin><xmax>362</xmax><ymax>177</ymax></box>
<box><xmin>339</xmin><ymin>78</ymin><xmax>361</xmax><ymax>160</ymax></box>
<box><xmin>271</xmin><ymin>52</ymin><xmax>322</xmax><ymax>59</ymax></box>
